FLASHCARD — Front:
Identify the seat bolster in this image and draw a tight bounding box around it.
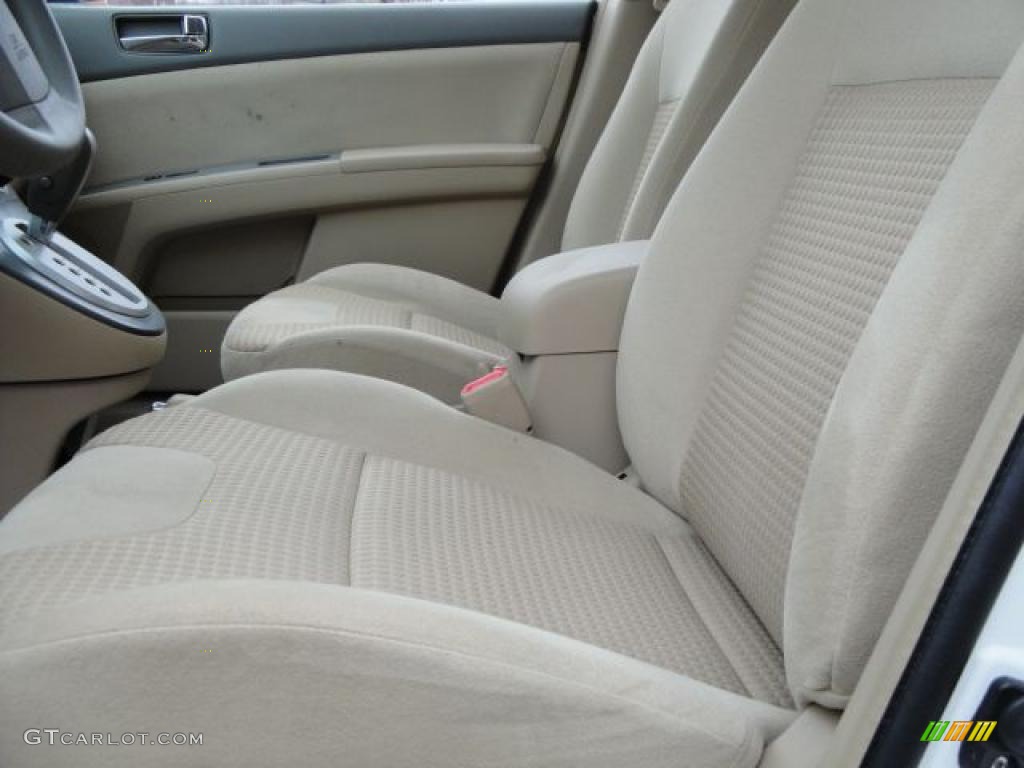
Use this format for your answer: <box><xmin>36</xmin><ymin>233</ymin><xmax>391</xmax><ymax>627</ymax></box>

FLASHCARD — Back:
<box><xmin>785</xmin><ymin>41</ymin><xmax>1024</xmax><ymax>708</ymax></box>
<box><xmin>310</xmin><ymin>263</ymin><xmax>504</xmax><ymax>337</ymax></box>
<box><xmin>0</xmin><ymin>581</ymin><xmax>794</xmax><ymax>768</ymax></box>
<box><xmin>222</xmin><ymin>326</ymin><xmax>513</xmax><ymax>403</ymax></box>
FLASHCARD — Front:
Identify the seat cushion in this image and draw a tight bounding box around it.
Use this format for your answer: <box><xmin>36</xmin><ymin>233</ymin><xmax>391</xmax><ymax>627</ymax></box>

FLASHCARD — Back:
<box><xmin>222</xmin><ymin>264</ymin><xmax>513</xmax><ymax>402</ymax></box>
<box><xmin>0</xmin><ymin>370</ymin><xmax>793</xmax><ymax>767</ymax></box>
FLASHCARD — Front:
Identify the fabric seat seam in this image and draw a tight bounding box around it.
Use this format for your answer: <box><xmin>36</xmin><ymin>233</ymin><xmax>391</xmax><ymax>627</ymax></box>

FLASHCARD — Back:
<box><xmin>347</xmin><ymin>452</ymin><xmax>369</xmax><ymax>587</ymax></box>
<box><xmin>651</xmin><ymin>534</ymin><xmax>752</xmax><ymax>698</ymax></box>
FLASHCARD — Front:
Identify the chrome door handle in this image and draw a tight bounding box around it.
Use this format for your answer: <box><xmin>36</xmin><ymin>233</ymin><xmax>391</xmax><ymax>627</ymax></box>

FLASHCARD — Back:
<box><xmin>118</xmin><ymin>15</ymin><xmax>208</xmax><ymax>54</ymax></box>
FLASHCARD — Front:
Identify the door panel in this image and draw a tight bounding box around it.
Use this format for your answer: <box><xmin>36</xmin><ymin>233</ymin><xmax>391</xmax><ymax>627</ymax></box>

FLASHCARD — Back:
<box><xmin>77</xmin><ymin>43</ymin><xmax>576</xmax><ymax>188</ymax></box>
<box><xmin>53</xmin><ymin>2</ymin><xmax>591</xmax><ymax>392</ymax></box>
<box><xmin>72</xmin><ymin>150</ymin><xmax>548</xmax><ymax>284</ymax></box>
<box><xmin>56</xmin><ymin>3</ymin><xmax>591</xmax><ymax>80</ymax></box>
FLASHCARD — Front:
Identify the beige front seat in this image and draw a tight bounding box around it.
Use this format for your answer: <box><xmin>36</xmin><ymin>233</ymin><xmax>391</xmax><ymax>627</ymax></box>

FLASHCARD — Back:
<box><xmin>4</xmin><ymin>0</ymin><xmax>1024</xmax><ymax>766</ymax></box>
<box><xmin>221</xmin><ymin>0</ymin><xmax>795</xmax><ymax>400</ymax></box>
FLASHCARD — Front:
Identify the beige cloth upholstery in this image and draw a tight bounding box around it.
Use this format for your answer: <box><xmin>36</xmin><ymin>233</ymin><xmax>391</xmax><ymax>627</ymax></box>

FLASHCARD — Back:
<box><xmin>618</xmin><ymin>0</ymin><xmax>1024</xmax><ymax>707</ymax></box>
<box><xmin>221</xmin><ymin>263</ymin><xmax>511</xmax><ymax>401</ymax></box>
<box><xmin>5</xmin><ymin>0</ymin><xmax>1024</xmax><ymax>765</ymax></box>
<box><xmin>2</xmin><ymin>375</ymin><xmax>793</xmax><ymax>707</ymax></box>
<box><xmin>221</xmin><ymin>0</ymin><xmax>794</xmax><ymax>396</ymax></box>
<box><xmin>561</xmin><ymin>0</ymin><xmax>795</xmax><ymax>250</ymax></box>
<box><xmin>0</xmin><ymin>372</ymin><xmax>794</xmax><ymax>767</ymax></box>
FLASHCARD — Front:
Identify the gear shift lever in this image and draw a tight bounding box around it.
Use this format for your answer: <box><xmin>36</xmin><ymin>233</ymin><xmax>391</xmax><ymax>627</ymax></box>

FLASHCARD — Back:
<box><xmin>24</xmin><ymin>129</ymin><xmax>95</xmax><ymax>244</ymax></box>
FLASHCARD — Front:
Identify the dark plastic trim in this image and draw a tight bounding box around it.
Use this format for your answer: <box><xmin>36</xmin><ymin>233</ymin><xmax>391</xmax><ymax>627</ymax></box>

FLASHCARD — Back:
<box><xmin>861</xmin><ymin>418</ymin><xmax>1024</xmax><ymax>766</ymax></box>
<box><xmin>53</xmin><ymin>1</ymin><xmax>595</xmax><ymax>82</ymax></box>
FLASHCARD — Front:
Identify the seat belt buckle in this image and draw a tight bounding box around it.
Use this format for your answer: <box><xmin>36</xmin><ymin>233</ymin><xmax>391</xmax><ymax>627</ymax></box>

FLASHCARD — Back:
<box><xmin>460</xmin><ymin>365</ymin><xmax>532</xmax><ymax>433</ymax></box>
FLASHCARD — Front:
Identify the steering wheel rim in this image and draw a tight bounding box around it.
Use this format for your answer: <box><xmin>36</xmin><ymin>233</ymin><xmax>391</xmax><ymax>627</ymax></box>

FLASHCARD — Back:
<box><xmin>0</xmin><ymin>0</ymin><xmax>86</xmax><ymax>178</ymax></box>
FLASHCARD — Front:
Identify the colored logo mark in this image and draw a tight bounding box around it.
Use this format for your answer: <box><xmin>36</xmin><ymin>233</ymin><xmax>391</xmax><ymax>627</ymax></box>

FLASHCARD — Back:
<box><xmin>921</xmin><ymin>720</ymin><xmax>997</xmax><ymax>743</ymax></box>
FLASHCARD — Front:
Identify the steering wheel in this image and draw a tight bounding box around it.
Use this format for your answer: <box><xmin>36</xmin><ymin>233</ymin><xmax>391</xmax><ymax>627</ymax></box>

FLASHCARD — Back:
<box><xmin>0</xmin><ymin>0</ymin><xmax>86</xmax><ymax>178</ymax></box>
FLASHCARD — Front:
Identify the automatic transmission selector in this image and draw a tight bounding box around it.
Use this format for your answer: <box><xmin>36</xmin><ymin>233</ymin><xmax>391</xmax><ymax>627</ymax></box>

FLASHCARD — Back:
<box><xmin>0</xmin><ymin>218</ymin><xmax>150</xmax><ymax>318</ymax></box>
<box><xmin>0</xmin><ymin>129</ymin><xmax>162</xmax><ymax>333</ymax></box>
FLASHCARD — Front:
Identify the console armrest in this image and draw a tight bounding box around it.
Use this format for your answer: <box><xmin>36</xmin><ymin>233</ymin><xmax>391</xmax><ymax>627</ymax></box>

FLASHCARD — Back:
<box><xmin>499</xmin><ymin>240</ymin><xmax>648</xmax><ymax>355</ymax></box>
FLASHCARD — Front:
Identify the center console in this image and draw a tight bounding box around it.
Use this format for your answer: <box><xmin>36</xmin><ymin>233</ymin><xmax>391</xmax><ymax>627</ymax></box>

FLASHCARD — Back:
<box><xmin>498</xmin><ymin>240</ymin><xmax>647</xmax><ymax>472</ymax></box>
<box><xmin>0</xmin><ymin>183</ymin><xmax>166</xmax><ymax>512</ymax></box>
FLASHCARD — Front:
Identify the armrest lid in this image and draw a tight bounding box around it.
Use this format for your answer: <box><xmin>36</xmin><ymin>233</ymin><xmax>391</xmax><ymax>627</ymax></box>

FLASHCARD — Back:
<box><xmin>499</xmin><ymin>240</ymin><xmax>648</xmax><ymax>355</ymax></box>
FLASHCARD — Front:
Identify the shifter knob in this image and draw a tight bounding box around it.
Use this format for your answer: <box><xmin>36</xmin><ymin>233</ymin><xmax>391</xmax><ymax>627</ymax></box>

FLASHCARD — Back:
<box><xmin>25</xmin><ymin>128</ymin><xmax>96</xmax><ymax>243</ymax></box>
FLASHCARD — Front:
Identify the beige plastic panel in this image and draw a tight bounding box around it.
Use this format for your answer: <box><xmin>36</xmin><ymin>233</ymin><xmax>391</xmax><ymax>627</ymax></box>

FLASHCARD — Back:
<box><xmin>520</xmin><ymin>351</ymin><xmax>628</xmax><ymax>474</ymax></box>
<box><xmin>339</xmin><ymin>143</ymin><xmax>547</xmax><ymax>173</ymax></box>
<box><xmin>148</xmin><ymin>311</ymin><xmax>229</xmax><ymax>393</ymax></box>
<box><xmin>0</xmin><ymin>273</ymin><xmax>163</xmax><ymax>511</ymax></box>
<box><xmin>82</xmin><ymin>44</ymin><xmax>578</xmax><ymax>188</ymax></box>
<box><xmin>0</xmin><ymin>272</ymin><xmax>166</xmax><ymax>383</ymax></box>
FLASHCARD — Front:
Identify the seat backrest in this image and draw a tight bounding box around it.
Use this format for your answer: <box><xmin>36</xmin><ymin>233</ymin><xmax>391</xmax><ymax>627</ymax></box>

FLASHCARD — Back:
<box><xmin>617</xmin><ymin>0</ymin><xmax>1024</xmax><ymax>708</ymax></box>
<box><xmin>560</xmin><ymin>0</ymin><xmax>795</xmax><ymax>252</ymax></box>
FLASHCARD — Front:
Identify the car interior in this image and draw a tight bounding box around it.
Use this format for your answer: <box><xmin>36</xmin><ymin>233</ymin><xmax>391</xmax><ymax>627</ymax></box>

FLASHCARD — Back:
<box><xmin>1</xmin><ymin>0</ymin><xmax>1024</xmax><ymax>765</ymax></box>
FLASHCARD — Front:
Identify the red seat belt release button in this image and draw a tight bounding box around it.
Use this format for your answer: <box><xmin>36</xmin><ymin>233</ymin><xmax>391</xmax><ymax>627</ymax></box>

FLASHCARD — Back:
<box><xmin>461</xmin><ymin>365</ymin><xmax>509</xmax><ymax>396</ymax></box>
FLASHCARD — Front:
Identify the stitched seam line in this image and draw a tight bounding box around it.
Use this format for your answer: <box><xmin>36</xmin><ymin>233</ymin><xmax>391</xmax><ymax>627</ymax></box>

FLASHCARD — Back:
<box><xmin>652</xmin><ymin>535</ymin><xmax>749</xmax><ymax>697</ymax></box>
<box><xmin>347</xmin><ymin>452</ymin><xmax>369</xmax><ymax>587</ymax></box>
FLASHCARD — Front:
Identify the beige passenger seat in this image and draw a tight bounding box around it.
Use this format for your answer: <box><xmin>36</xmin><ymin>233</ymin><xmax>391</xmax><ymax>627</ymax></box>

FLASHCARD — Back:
<box><xmin>220</xmin><ymin>0</ymin><xmax>796</xmax><ymax>400</ymax></box>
